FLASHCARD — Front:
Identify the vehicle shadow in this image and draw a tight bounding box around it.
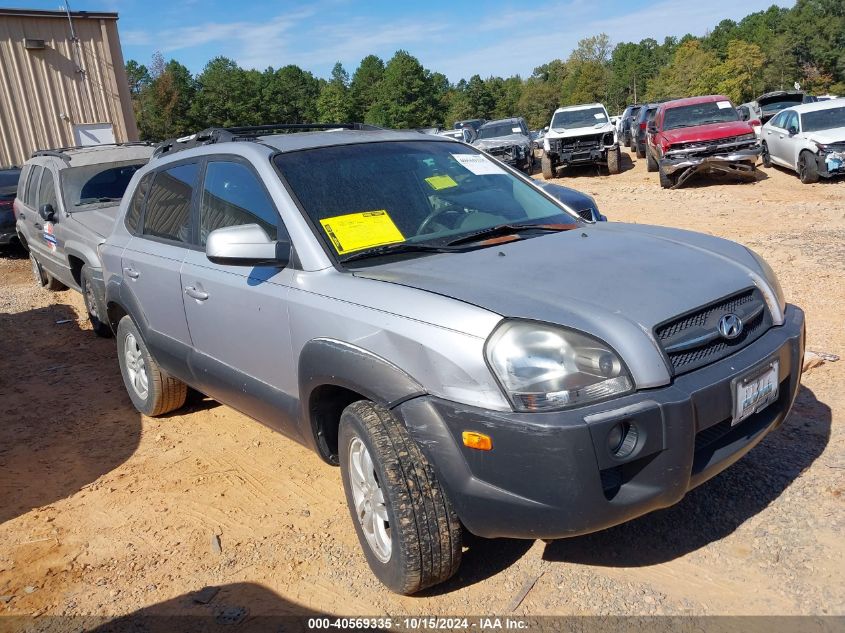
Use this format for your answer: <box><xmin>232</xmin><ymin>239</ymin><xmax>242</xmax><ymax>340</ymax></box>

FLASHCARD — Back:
<box><xmin>551</xmin><ymin>152</ymin><xmax>635</xmax><ymax>179</ymax></box>
<box><xmin>0</xmin><ymin>304</ymin><xmax>141</xmax><ymax>525</ymax></box>
<box><xmin>542</xmin><ymin>385</ymin><xmax>830</xmax><ymax>567</ymax></box>
<box><xmin>418</xmin><ymin>530</ymin><xmax>534</xmax><ymax>596</ymax></box>
<box><xmin>1</xmin><ymin>583</ymin><xmax>328</xmax><ymax>633</ymax></box>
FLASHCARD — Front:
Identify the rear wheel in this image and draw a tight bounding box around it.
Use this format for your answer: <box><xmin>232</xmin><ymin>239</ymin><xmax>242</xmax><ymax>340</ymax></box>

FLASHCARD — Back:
<box><xmin>81</xmin><ymin>265</ymin><xmax>112</xmax><ymax>338</ymax></box>
<box><xmin>339</xmin><ymin>400</ymin><xmax>462</xmax><ymax>594</ymax></box>
<box><xmin>798</xmin><ymin>151</ymin><xmax>819</xmax><ymax>184</ymax></box>
<box><xmin>646</xmin><ymin>150</ymin><xmax>658</xmax><ymax>172</ymax></box>
<box><xmin>116</xmin><ymin>316</ymin><xmax>187</xmax><ymax>416</ymax></box>
<box><xmin>607</xmin><ymin>147</ymin><xmax>621</xmax><ymax>175</ymax></box>
<box><xmin>761</xmin><ymin>142</ymin><xmax>772</xmax><ymax>168</ymax></box>
<box><xmin>636</xmin><ymin>141</ymin><xmax>646</xmax><ymax>159</ymax></box>
<box><xmin>541</xmin><ymin>153</ymin><xmax>555</xmax><ymax>179</ymax></box>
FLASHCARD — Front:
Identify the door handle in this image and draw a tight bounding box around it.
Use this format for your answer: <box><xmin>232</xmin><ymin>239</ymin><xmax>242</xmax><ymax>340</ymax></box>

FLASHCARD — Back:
<box><xmin>124</xmin><ymin>267</ymin><xmax>140</xmax><ymax>279</ymax></box>
<box><xmin>779</xmin><ymin>135</ymin><xmax>784</xmax><ymax>139</ymax></box>
<box><xmin>184</xmin><ymin>286</ymin><xmax>209</xmax><ymax>301</ymax></box>
<box><xmin>33</xmin><ymin>222</ymin><xmax>42</xmax><ymax>230</ymax></box>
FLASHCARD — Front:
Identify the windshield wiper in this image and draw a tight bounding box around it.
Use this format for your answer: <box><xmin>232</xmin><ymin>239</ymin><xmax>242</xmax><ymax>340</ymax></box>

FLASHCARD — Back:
<box><xmin>76</xmin><ymin>196</ymin><xmax>121</xmax><ymax>206</ymax></box>
<box><xmin>341</xmin><ymin>242</ymin><xmax>458</xmax><ymax>264</ymax></box>
<box><xmin>445</xmin><ymin>223</ymin><xmax>575</xmax><ymax>247</ymax></box>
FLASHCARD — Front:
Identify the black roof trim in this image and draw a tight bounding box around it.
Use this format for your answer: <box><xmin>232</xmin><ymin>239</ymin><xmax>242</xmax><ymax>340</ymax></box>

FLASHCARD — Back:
<box><xmin>0</xmin><ymin>8</ymin><xmax>119</xmax><ymax>19</ymax></box>
<box><xmin>30</xmin><ymin>142</ymin><xmax>153</xmax><ymax>161</ymax></box>
<box><xmin>153</xmin><ymin>123</ymin><xmax>386</xmax><ymax>159</ymax></box>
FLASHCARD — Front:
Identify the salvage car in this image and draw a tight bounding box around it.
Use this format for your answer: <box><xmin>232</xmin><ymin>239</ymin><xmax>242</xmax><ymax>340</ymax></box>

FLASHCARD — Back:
<box><xmin>454</xmin><ymin>118</ymin><xmax>486</xmax><ymax>133</ymax></box>
<box><xmin>741</xmin><ymin>90</ymin><xmax>816</xmax><ymax>126</ymax></box>
<box><xmin>14</xmin><ymin>143</ymin><xmax>154</xmax><ymax>335</ymax></box>
<box><xmin>761</xmin><ymin>100</ymin><xmax>845</xmax><ymax>183</ymax></box>
<box><xmin>102</xmin><ymin>123</ymin><xmax>804</xmax><ymax>595</ymax></box>
<box><xmin>0</xmin><ymin>167</ymin><xmax>21</xmax><ymax>249</ymax></box>
<box><xmin>473</xmin><ymin>117</ymin><xmax>533</xmax><ymax>173</ymax></box>
<box><xmin>619</xmin><ymin>104</ymin><xmax>642</xmax><ymax>148</ymax></box>
<box><xmin>647</xmin><ymin>95</ymin><xmax>760</xmax><ymax>188</ymax></box>
<box><xmin>438</xmin><ymin>128</ymin><xmax>476</xmax><ymax>143</ymax></box>
<box><xmin>542</xmin><ymin>103</ymin><xmax>621</xmax><ymax>177</ymax></box>
<box><xmin>633</xmin><ymin>103</ymin><xmax>659</xmax><ymax>158</ymax></box>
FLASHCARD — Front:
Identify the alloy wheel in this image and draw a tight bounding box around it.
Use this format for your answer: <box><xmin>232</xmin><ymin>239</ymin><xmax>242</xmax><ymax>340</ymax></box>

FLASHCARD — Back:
<box><xmin>348</xmin><ymin>436</ymin><xmax>391</xmax><ymax>562</ymax></box>
<box><xmin>124</xmin><ymin>333</ymin><xmax>149</xmax><ymax>399</ymax></box>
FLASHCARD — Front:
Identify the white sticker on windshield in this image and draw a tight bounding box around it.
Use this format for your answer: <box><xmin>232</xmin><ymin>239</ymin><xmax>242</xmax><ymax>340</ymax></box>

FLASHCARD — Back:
<box><xmin>716</xmin><ymin>101</ymin><xmax>732</xmax><ymax>109</ymax></box>
<box><xmin>511</xmin><ymin>127</ymin><xmax>521</xmax><ymax>133</ymax></box>
<box><xmin>594</xmin><ymin>113</ymin><xmax>605</xmax><ymax>119</ymax></box>
<box><xmin>452</xmin><ymin>153</ymin><xmax>507</xmax><ymax>175</ymax></box>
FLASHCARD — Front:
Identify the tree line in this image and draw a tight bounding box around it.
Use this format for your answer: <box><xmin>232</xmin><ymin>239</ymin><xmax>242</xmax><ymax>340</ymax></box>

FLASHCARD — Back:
<box><xmin>125</xmin><ymin>0</ymin><xmax>844</xmax><ymax>140</ymax></box>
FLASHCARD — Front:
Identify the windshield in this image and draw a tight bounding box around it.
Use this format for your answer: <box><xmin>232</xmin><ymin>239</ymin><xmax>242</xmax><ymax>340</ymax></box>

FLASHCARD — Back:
<box><xmin>61</xmin><ymin>160</ymin><xmax>146</xmax><ymax>209</ymax></box>
<box><xmin>551</xmin><ymin>107</ymin><xmax>608</xmax><ymax>129</ymax></box>
<box><xmin>760</xmin><ymin>97</ymin><xmax>804</xmax><ymax>114</ymax></box>
<box><xmin>801</xmin><ymin>106</ymin><xmax>845</xmax><ymax>133</ymax></box>
<box><xmin>663</xmin><ymin>101</ymin><xmax>739</xmax><ymax>130</ymax></box>
<box><xmin>274</xmin><ymin>141</ymin><xmax>578</xmax><ymax>263</ymax></box>
<box><xmin>477</xmin><ymin>123</ymin><xmax>522</xmax><ymax>139</ymax></box>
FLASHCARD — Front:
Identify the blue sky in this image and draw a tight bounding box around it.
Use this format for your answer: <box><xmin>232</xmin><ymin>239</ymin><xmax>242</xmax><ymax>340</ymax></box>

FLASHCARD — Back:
<box><xmin>24</xmin><ymin>0</ymin><xmax>793</xmax><ymax>80</ymax></box>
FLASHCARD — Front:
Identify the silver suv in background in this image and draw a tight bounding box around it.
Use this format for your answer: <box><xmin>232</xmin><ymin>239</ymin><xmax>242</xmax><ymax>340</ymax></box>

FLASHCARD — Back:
<box><xmin>14</xmin><ymin>143</ymin><xmax>154</xmax><ymax>335</ymax></box>
<box><xmin>102</xmin><ymin>123</ymin><xmax>804</xmax><ymax>594</ymax></box>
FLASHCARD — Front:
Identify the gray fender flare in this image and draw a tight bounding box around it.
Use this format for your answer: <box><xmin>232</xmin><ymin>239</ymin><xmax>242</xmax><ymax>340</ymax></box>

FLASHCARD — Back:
<box><xmin>298</xmin><ymin>338</ymin><xmax>427</xmax><ymax>458</ymax></box>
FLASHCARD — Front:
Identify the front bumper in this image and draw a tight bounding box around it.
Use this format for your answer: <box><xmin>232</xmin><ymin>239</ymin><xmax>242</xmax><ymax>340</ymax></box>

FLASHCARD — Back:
<box><xmin>817</xmin><ymin>151</ymin><xmax>845</xmax><ymax>178</ymax></box>
<box><xmin>397</xmin><ymin>305</ymin><xmax>805</xmax><ymax>539</ymax></box>
<box><xmin>660</xmin><ymin>146</ymin><xmax>761</xmax><ymax>176</ymax></box>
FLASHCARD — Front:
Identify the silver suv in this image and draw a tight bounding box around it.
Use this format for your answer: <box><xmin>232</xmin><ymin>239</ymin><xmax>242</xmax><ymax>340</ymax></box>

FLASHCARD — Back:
<box><xmin>14</xmin><ymin>144</ymin><xmax>154</xmax><ymax>335</ymax></box>
<box><xmin>102</xmin><ymin>124</ymin><xmax>805</xmax><ymax>594</ymax></box>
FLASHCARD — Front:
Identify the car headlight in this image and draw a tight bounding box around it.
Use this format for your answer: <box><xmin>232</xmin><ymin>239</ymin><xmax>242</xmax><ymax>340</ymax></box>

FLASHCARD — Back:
<box><xmin>746</xmin><ymin>247</ymin><xmax>786</xmax><ymax>320</ymax></box>
<box><xmin>737</xmin><ymin>133</ymin><xmax>758</xmax><ymax>143</ymax></box>
<box><xmin>486</xmin><ymin>321</ymin><xmax>633</xmax><ymax>412</ymax></box>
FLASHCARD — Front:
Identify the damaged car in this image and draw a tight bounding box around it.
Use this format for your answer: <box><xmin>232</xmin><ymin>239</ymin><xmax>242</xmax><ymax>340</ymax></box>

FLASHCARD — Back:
<box><xmin>761</xmin><ymin>100</ymin><xmax>845</xmax><ymax>183</ymax></box>
<box><xmin>740</xmin><ymin>90</ymin><xmax>816</xmax><ymax>127</ymax></box>
<box><xmin>542</xmin><ymin>103</ymin><xmax>621</xmax><ymax>178</ymax></box>
<box><xmin>472</xmin><ymin>117</ymin><xmax>534</xmax><ymax>173</ymax></box>
<box><xmin>648</xmin><ymin>95</ymin><xmax>760</xmax><ymax>189</ymax></box>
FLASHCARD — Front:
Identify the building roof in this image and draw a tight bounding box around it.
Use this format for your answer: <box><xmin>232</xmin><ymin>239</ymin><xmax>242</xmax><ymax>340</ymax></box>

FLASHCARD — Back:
<box><xmin>0</xmin><ymin>8</ymin><xmax>119</xmax><ymax>20</ymax></box>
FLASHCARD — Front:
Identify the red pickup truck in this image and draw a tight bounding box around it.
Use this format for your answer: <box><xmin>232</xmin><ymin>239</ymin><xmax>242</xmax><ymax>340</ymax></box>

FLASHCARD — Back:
<box><xmin>646</xmin><ymin>95</ymin><xmax>761</xmax><ymax>188</ymax></box>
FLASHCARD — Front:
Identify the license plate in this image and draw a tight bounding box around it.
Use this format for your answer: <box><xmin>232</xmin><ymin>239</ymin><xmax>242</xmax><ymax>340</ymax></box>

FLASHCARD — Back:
<box><xmin>733</xmin><ymin>360</ymin><xmax>779</xmax><ymax>425</ymax></box>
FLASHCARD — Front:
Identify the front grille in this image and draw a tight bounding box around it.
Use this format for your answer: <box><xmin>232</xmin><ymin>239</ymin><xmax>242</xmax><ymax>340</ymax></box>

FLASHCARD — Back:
<box><xmin>669</xmin><ymin>135</ymin><xmax>756</xmax><ymax>155</ymax></box>
<box><xmin>486</xmin><ymin>146</ymin><xmax>512</xmax><ymax>157</ymax></box>
<box><xmin>551</xmin><ymin>133</ymin><xmax>605</xmax><ymax>153</ymax></box>
<box><xmin>655</xmin><ymin>288</ymin><xmax>771</xmax><ymax>375</ymax></box>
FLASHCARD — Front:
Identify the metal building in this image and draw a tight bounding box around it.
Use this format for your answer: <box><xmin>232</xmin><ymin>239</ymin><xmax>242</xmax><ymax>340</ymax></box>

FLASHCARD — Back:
<box><xmin>0</xmin><ymin>7</ymin><xmax>138</xmax><ymax>167</ymax></box>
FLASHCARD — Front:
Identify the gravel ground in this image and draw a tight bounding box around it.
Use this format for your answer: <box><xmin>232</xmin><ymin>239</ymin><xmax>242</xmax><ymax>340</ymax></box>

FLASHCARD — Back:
<box><xmin>0</xmin><ymin>153</ymin><xmax>842</xmax><ymax>627</ymax></box>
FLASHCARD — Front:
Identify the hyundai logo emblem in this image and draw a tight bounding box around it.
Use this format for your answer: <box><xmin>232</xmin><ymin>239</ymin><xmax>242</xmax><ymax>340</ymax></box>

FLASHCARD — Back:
<box><xmin>718</xmin><ymin>313</ymin><xmax>743</xmax><ymax>339</ymax></box>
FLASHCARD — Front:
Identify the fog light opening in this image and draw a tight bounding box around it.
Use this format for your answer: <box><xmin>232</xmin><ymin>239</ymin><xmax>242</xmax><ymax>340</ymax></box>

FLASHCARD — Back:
<box><xmin>608</xmin><ymin>421</ymin><xmax>638</xmax><ymax>458</ymax></box>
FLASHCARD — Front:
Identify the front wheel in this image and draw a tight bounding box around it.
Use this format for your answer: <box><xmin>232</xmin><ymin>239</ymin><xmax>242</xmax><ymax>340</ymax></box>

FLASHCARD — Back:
<box><xmin>636</xmin><ymin>142</ymin><xmax>646</xmax><ymax>159</ymax></box>
<box><xmin>658</xmin><ymin>163</ymin><xmax>674</xmax><ymax>189</ymax></box>
<box><xmin>81</xmin><ymin>265</ymin><xmax>112</xmax><ymax>338</ymax></box>
<box><xmin>646</xmin><ymin>150</ymin><xmax>658</xmax><ymax>172</ymax></box>
<box><xmin>607</xmin><ymin>147</ymin><xmax>621</xmax><ymax>174</ymax></box>
<box><xmin>761</xmin><ymin>142</ymin><xmax>772</xmax><ymax>168</ymax></box>
<box><xmin>541</xmin><ymin>153</ymin><xmax>555</xmax><ymax>179</ymax></box>
<box><xmin>798</xmin><ymin>151</ymin><xmax>820</xmax><ymax>184</ymax></box>
<box><xmin>339</xmin><ymin>400</ymin><xmax>462</xmax><ymax>594</ymax></box>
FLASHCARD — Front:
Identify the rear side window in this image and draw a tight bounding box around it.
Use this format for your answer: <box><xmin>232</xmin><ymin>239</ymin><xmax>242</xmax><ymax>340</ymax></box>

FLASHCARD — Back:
<box><xmin>142</xmin><ymin>163</ymin><xmax>198</xmax><ymax>243</ymax></box>
<box><xmin>38</xmin><ymin>169</ymin><xmax>58</xmax><ymax>210</ymax></box>
<box><xmin>26</xmin><ymin>166</ymin><xmax>43</xmax><ymax>207</ymax></box>
<box><xmin>125</xmin><ymin>172</ymin><xmax>153</xmax><ymax>234</ymax></box>
<box><xmin>15</xmin><ymin>166</ymin><xmax>29</xmax><ymax>197</ymax></box>
<box><xmin>199</xmin><ymin>161</ymin><xmax>279</xmax><ymax>245</ymax></box>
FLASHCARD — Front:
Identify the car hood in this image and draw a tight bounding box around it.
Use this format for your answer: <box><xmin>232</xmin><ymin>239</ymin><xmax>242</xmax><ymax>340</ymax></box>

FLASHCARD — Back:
<box><xmin>546</xmin><ymin>123</ymin><xmax>614</xmax><ymax>139</ymax></box>
<box><xmin>661</xmin><ymin>121</ymin><xmax>753</xmax><ymax>145</ymax></box>
<box><xmin>69</xmin><ymin>204</ymin><xmax>121</xmax><ymax>238</ymax></box>
<box><xmin>354</xmin><ymin>223</ymin><xmax>766</xmax><ymax>371</ymax></box>
<box><xmin>806</xmin><ymin>127</ymin><xmax>845</xmax><ymax>145</ymax></box>
<box><xmin>473</xmin><ymin>134</ymin><xmax>528</xmax><ymax>149</ymax></box>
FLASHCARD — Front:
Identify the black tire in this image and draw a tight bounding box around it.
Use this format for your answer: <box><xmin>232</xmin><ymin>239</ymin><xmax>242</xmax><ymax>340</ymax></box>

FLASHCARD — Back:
<box><xmin>658</xmin><ymin>164</ymin><xmax>674</xmax><ymax>189</ymax></box>
<box><xmin>646</xmin><ymin>149</ymin><xmax>658</xmax><ymax>172</ymax></box>
<box><xmin>636</xmin><ymin>141</ymin><xmax>646</xmax><ymax>159</ymax></box>
<box><xmin>798</xmin><ymin>151</ymin><xmax>820</xmax><ymax>184</ymax></box>
<box><xmin>607</xmin><ymin>147</ymin><xmax>621</xmax><ymax>175</ymax></box>
<box><xmin>761</xmin><ymin>142</ymin><xmax>772</xmax><ymax>168</ymax></box>
<box><xmin>116</xmin><ymin>315</ymin><xmax>187</xmax><ymax>416</ymax></box>
<box><xmin>541</xmin><ymin>153</ymin><xmax>555</xmax><ymax>180</ymax></box>
<box><xmin>81</xmin><ymin>265</ymin><xmax>112</xmax><ymax>338</ymax></box>
<box><xmin>339</xmin><ymin>400</ymin><xmax>462</xmax><ymax>594</ymax></box>
<box><xmin>30</xmin><ymin>253</ymin><xmax>65</xmax><ymax>291</ymax></box>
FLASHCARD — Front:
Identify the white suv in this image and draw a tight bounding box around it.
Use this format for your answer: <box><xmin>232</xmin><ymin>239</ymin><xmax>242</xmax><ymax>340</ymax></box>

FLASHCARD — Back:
<box><xmin>542</xmin><ymin>103</ymin><xmax>621</xmax><ymax>178</ymax></box>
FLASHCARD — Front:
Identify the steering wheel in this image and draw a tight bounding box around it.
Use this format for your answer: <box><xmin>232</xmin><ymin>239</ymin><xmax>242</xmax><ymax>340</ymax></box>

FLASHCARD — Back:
<box><xmin>417</xmin><ymin>205</ymin><xmax>465</xmax><ymax>235</ymax></box>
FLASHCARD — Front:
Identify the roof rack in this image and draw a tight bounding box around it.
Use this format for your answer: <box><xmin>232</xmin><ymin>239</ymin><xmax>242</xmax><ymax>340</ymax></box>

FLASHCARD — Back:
<box><xmin>153</xmin><ymin>122</ymin><xmax>384</xmax><ymax>158</ymax></box>
<box><xmin>30</xmin><ymin>141</ymin><xmax>154</xmax><ymax>161</ymax></box>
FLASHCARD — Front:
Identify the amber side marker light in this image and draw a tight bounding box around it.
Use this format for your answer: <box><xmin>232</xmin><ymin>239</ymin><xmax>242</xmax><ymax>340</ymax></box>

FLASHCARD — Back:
<box><xmin>462</xmin><ymin>431</ymin><xmax>492</xmax><ymax>451</ymax></box>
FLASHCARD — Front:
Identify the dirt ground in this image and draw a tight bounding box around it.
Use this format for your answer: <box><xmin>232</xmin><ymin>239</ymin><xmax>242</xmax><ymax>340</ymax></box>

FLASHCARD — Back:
<box><xmin>0</xmin><ymin>152</ymin><xmax>843</xmax><ymax>627</ymax></box>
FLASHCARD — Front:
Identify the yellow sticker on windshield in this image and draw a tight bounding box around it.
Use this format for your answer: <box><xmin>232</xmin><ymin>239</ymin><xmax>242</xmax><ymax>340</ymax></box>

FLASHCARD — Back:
<box><xmin>319</xmin><ymin>210</ymin><xmax>405</xmax><ymax>255</ymax></box>
<box><xmin>425</xmin><ymin>174</ymin><xmax>458</xmax><ymax>190</ymax></box>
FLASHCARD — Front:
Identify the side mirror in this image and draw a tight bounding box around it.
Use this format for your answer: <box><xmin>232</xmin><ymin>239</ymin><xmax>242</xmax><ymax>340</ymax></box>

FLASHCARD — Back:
<box><xmin>39</xmin><ymin>203</ymin><xmax>55</xmax><ymax>221</ymax></box>
<box><xmin>787</xmin><ymin>125</ymin><xmax>799</xmax><ymax>136</ymax></box>
<box><xmin>206</xmin><ymin>224</ymin><xmax>290</xmax><ymax>267</ymax></box>
<box><xmin>544</xmin><ymin>126</ymin><xmax>549</xmax><ymax>132</ymax></box>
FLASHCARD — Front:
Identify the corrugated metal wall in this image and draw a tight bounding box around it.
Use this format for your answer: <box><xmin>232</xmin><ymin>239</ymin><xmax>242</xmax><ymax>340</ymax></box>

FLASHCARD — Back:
<box><xmin>0</xmin><ymin>11</ymin><xmax>138</xmax><ymax>167</ymax></box>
